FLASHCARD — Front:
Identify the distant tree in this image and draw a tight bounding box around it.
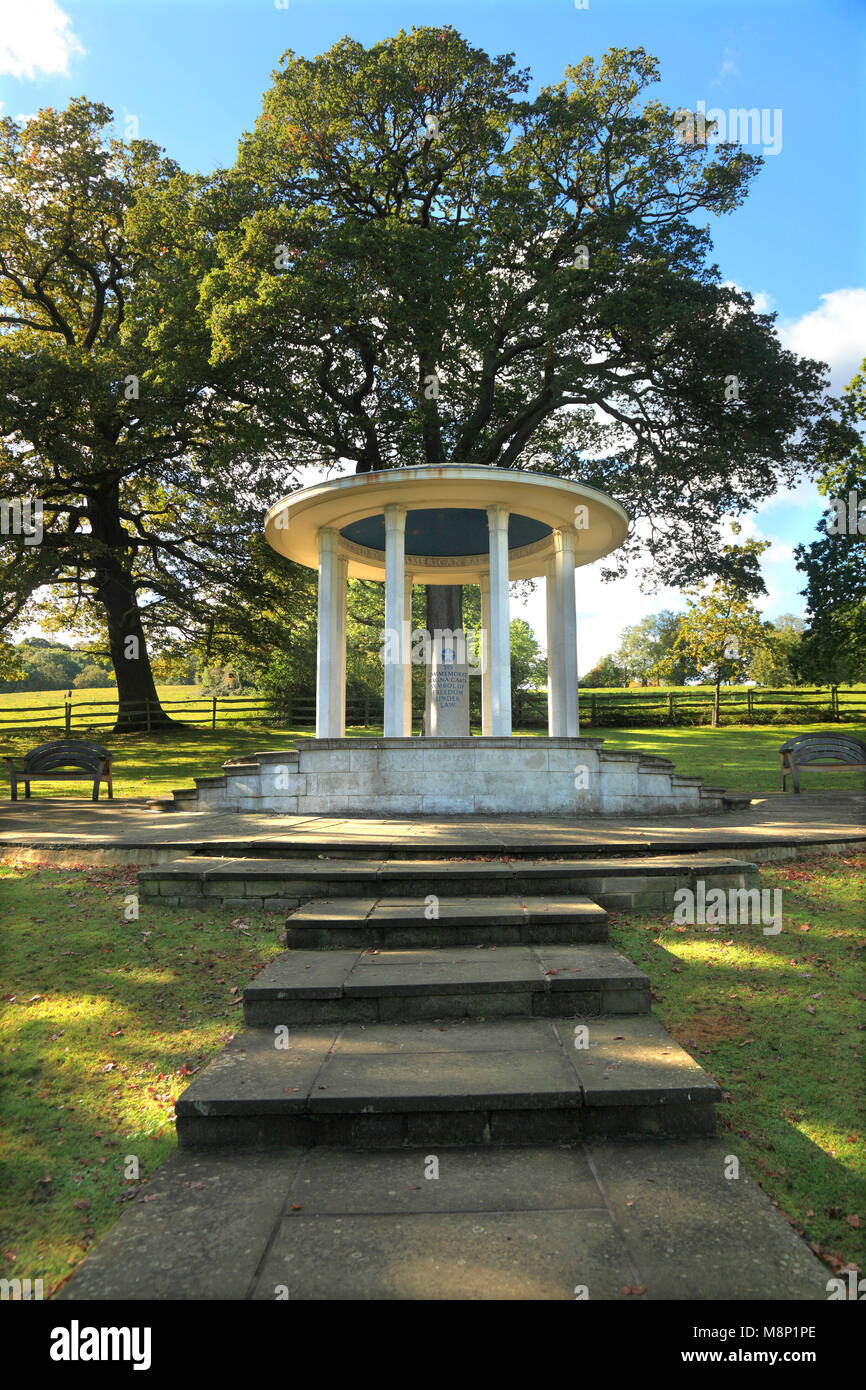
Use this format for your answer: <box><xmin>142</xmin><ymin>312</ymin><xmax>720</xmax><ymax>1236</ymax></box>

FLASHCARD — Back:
<box><xmin>663</xmin><ymin>541</ymin><xmax>768</xmax><ymax>725</ymax></box>
<box><xmin>615</xmin><ymin>616</ymin><xmax>660</xmax><ymax>685</ymax></box>
<box><xmin>793</xmin><ymin>363</ymin><xmax>866</xmax><ymax>684</ymax></box>
<box><xmin>580</xmin><ymin>654</ymin><xmax>626</xmax><ymax>687</ymax></box>
<box><xmin>197</xmin><ymin>662</ymin><xmax>258</xmax><ymax>696</ymax></box>
<box><xmin>510</xmin><ymin>618</ymin><xmax>546</xmax><ymax>690</ymax></box>
<box><xmin>749</xmin><ymin>614</ymin><xmax>805</xmax><ymax>687</ymax></box>
<box><xmin>0</xmin><ymin>640</ymin><xmax>81</xmax><ymax>691</ymax></box>
<box><xmin>72</xmin><ymin>666</ymin><xmax>115</xmax><ymax>688</ymax></box>
<box><xmin>651</xmin><ymin>609</ymin><xmax>700</xmax><ymax>684</ymax></box>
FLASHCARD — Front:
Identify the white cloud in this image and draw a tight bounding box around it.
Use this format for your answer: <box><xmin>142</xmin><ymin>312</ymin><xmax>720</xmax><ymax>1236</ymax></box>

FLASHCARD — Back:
<box><xmin>777</xmin><ymin>288</ymin><xmax>866</xmax><ymax>396</ymax></box>
<box><xmin>0</xmin><ymin>0</ymin><xmax>85</xmax><ymax>80</ymax></box>
<box><xmin>711</xmin><ymin>47</ymin><xmax>740</xmax><ymax>88</ymax></box>
<box><xmin>722</xmin><ymin>280</ymin><xmax>775</xmax><ymax>315</ymax></box>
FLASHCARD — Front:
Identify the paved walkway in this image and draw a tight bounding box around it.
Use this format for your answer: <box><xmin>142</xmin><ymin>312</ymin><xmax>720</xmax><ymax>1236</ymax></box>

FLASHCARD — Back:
<box><xmin>58</xmin><ymin>1140</ymin><xmax>828</xmax><ymax>1301</ymax></box>
<box><xmin>1</xmin><ymin>792</ymin><xmax>864</xmax><ymax>864</ymax></box>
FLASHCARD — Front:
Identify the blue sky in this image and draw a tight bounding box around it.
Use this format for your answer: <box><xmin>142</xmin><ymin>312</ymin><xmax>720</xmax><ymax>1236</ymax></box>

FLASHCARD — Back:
<box><xmin>2</xmin><ymin>0</ymin><xmax>864</xmax><ymax>667</ymax></box>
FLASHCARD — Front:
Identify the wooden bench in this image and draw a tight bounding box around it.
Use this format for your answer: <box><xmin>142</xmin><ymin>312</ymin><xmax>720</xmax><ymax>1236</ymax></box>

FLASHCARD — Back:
<box><xmin>779</xmin><ymin>733</ymin><xmax>866</xmax><ymax>793</ymax></box>
<box><xmin>5</xmin><ymin>740</ymin><xmax>113</xmax><ymax>802</ymax></box>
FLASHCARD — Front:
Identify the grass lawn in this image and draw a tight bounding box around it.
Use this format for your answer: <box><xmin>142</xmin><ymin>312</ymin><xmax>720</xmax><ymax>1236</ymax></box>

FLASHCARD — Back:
<box><xmin>1</xmin><ymin>719</ymin><xmax>864</xmax><ymax>800</ymax></box>
<box><xmin>0</xmin><ymin>853</ymin><xmax>862</xmax><ymax>1296</ymax></box>
<box><xmin>0</xmin><ymin>865</ymin><xmax>284</xmax><ymax>1297</ymax></box>
<box><xmin>608</xmin><ymin>850</ymin><xmax>866</xmax><ymax>1279</ymax></box>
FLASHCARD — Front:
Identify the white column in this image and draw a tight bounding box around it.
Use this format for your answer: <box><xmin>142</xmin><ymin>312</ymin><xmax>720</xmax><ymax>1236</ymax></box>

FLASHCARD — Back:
<box><xmin>479</xmin><ymin>572</ymin><xmax>493</xmax><ymax>736</ymax></box>
<box><xmin>316</xmin><ymin>528</ymin><xmax>340</xmax><ymax>739</ymax></box>
<box><xmin>383</xmin><ymin>505</ymin><xmax>406</xmax><ymax>737</ymax></box>
<box><xmin>545</xmin><ymin>556</ymin><xmax>563</xmax><ymax>736</ymax></box>
<box><xmin>554</xmin><ymin>527</ymin><xmax>579</xmax><ymax>737</ymax></box>
<box><xmin>486</xmin><ymin>505</ymin><xmax>511</xmax><ymax>736</ymax></box>
<box><xmin>403</xmin><ymin>572</ymin><xmax>413</xmax><ymax>736</ymax></box>
<box><xmin>336</xmin><ymin>557</ymin><xmax>348</xmax><ymax>736</ymax></box>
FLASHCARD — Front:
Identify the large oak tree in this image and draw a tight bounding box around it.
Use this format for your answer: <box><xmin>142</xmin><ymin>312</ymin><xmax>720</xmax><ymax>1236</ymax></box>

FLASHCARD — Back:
<box><xmin>0</xmin><ymin>99</ymin><xmax>287</xmax><ymax>729</ymax></box>
<box><xmin>202</xmin><ymin>28</ymin><xmax>834</xmax><ymax>639</ymax></box>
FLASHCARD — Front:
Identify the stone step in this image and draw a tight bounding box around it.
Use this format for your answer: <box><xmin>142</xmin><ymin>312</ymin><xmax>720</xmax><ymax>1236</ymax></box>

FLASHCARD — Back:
<box><xmin>283</xmin><ymin>896</ymin><xmax>609</xmax><ymax>949</ymax></box>
<box><xmin>243</xmin><ymin>942</ymin><xmax>646</xmax><ymax>1024</ymax></box>
<box><xmin>137</xmin><ymin>854</ymin><xmax>758</xmax><ymax>915</ymax></box>
<box><xmin>175</xmin><ymin>1015</ymin><xmax>720</xmax><ymax>1149</ymax></box>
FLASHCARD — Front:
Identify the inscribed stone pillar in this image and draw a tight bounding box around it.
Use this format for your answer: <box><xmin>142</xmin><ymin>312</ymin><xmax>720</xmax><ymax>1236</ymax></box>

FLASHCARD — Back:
<box><xmin>383</xmin><ymin>505</ymin><xmax>406</xmax><ymax>737</ymax></box>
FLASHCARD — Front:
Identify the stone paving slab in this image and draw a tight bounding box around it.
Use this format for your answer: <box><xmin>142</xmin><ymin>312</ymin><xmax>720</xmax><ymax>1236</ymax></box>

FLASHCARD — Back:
<box><xmin>3</xmin><ymin>794</ymin><xmax>864</xmax><ymax>864</ymax></box>
<box><xmin>254</xmin><ymin>1209</ymin><xmax>632</xmax><ymax>1300</ymax></box>
<box><xmin>560</xmin><ymin>1017</ymin><xmax>723</xmax><ymax>1106</ymax></box>
<box><xmin>244</xmin><ymin>944</ymin><xmax>647</xmax><ymax>1003</ymax></box>
<box><xmin>309</xmin><ymin>1045</ymin><xmax>582</xmax><ymax>1113</ymax></box>
<box><xmin>175</xmin><ymin>1028</ymin><xmax>337</xmax><ymax>1116</ymax></box>
<box><xmin>586</xmin><ymin>1141</ymin><xmax>827</xmax><ymax>1300</ymax></box>
<box><xmin>325</xmin><ymin>1019</ymin><xmax>562</xmax><ymax>1054</ymax></box>
<box><xmin>286</xmin><ymin>1145</ymin><xmax>601</xmax><ymax>1212</ymax></box>
<box><xmin>245</xmin><ymin>950</ymin><xmax>364</xmax><ymax>998</ymax></box>
<box><xmin>56</xmin><ymin>1141</ymin><xmax>829</xmax><ymax>1300</ymax></box>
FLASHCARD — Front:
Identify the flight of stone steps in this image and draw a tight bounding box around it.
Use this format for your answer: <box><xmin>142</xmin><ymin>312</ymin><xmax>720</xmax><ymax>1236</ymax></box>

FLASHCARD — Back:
<box><xmin>169</xmin><ymin>851</ymin><xmax>755</xmax><ymax>1150</ymax></box>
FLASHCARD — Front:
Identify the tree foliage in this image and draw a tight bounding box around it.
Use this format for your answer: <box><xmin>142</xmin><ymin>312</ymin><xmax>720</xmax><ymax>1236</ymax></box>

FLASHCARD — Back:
<box><xmin>663</xmin><ymin>541</ymin><xmax>768</xmax><ymax>724</ymax></box>
<box><xmin>0</xmin><ymin>99</ymin><xmax>284</xmax><ymax>728</ymax></box>
<box><xmin>793</xmin><ymin>363</ymin><xmax>866</xmax><ymax>684</ymax></box>
<box><xmin>203</xmin><ymin>28</ymin><xmax>834</xmax><ymax>595</ymax></box>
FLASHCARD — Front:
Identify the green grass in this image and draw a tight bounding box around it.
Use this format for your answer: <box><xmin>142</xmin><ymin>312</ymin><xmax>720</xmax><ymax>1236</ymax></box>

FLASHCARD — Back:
<box><xmin>0</xmin><ymin>853</ymin><xmax>862</xmax><ymax>1294</ymax></box>
<box><xmin>0</xmin><ymin>863</ymin><xmax>284</xmax><ymax>1296</ymax></box>
<box><xmin>608</xmin><ymin>850</ymin><xmax>866</xmax><ymax>1277</ymax></box>
<box><xmin>1</xmin><ymin>718</ymin><xmax>864</xmax><ymax>799</ymax></box>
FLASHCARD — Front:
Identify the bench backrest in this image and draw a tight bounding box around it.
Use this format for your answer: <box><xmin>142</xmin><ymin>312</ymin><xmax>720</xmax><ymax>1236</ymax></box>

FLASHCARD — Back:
<box><xmin>780</xmin><ymin>735</ymin><xmax>866</xmax><ymax>767</ymax></box>
<box><xmin>23</xmin><ymin>741</ymin><xmax>112</xmax><ymax>774</ymax></box>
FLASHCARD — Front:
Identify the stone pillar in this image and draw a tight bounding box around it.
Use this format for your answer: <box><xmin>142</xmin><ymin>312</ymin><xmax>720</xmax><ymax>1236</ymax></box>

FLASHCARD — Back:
<box><xmin>480</xmin><ymin>572</ymin><xmax>493</xmax><ymax>737</ymax></box>
<box><xmin>383</xmin><ymin>505</ymin><xmax>406</xmax><ymax>737</ymax></box>
<box><xmin>337</xmin><ymin>557</ymin><xmax>348</xmax><ymax>736</ymax></box>
<box><xmin>316</xmin><ymin>528</ymin><xmax>341</xmax><ymax>738</ymax></box>
<box><xmin>554</xmin><ymin>527</ymin><xmax>579</xmax><ymax>737</ymax></box>
<box><xmin>545</xmin><ymin>556</ymin><xmax>563</xmax><ymax>737</ymax></box>
<box><xmin>403</xmin><ymin>572</ymin><xmax>413</xmax><ymax>736</ymax></box>
<box><xmin>487</xmin><ymin>504</ymin><xmax>512</xmax><ymax>737</ymax></box>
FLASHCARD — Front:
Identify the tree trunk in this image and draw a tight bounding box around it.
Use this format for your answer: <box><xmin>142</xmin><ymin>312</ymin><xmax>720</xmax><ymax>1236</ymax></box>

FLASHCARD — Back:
<box><xmin>89</xmin><ymin>489</ymin><xmax>173</xmax><ymax>733</ymax></box>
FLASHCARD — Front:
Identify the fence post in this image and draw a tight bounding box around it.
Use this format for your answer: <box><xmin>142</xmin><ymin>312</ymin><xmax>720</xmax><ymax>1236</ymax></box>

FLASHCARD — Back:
<box><xmin>747</xmin><ymin>688</ymin><xmax>753</xmax><ymax>723</ymax></box>
<box><xmin>667</xmin><ymin>692</ymin><xmax>674</xmax><ymax>724</ymax></box>
<box><xmin>590</xmin><ymin>695</ymin><xmax>596</xmax><ymax>725</ymax></box>
<box><xmin>211</xmin><ymin>696</ymin><xmax>217</xmax><ymax>730</ymax></box>
<box><xmin>65</xmin><ymin>700</ymin><xmax>72</xmax><ymax>736</ymax></box>
<box><xmin>831</xmin><ymin>685</ymin><xmax>839</xmax><ymax>720</ymax></box>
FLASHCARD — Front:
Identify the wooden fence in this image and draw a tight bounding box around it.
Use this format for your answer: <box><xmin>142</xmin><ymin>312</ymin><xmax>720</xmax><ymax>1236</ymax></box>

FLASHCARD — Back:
<box><xmin>0</xmin><ymin>685</ymin><xmax>863</xmax><ymax>735</ymax></box>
